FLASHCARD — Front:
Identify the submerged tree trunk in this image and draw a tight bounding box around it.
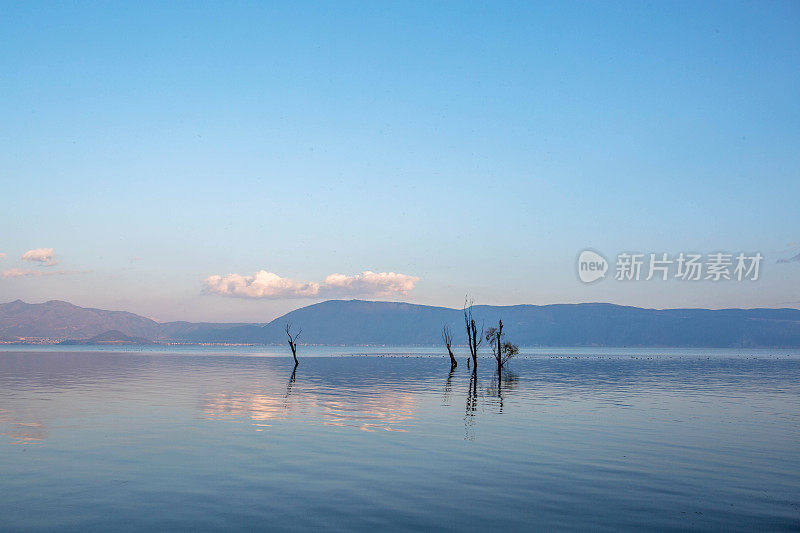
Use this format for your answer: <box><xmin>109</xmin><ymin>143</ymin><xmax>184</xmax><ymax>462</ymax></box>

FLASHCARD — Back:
<box><xmin>285</xmin><ymin>323</ymin><xmax>301</xmax><ymax>366</ymax></box>
<box><xmin>496</xmin><ymin>319</ymin><xmax>503</xmax><ymax>371</ymax></box>
<box><xmin>448</xmin><ymin>347</ymin><xmax>457</xmax><ymax>368</ymax></box>
<box><xmin>471</xmin><ymin>320</ymin><xmax>479</xmax><ymax>367</ymax></box>
<box><xmin>442</xmin><ymin>325</ymin><xmax>457</xmax><ymax>369</ymax></box>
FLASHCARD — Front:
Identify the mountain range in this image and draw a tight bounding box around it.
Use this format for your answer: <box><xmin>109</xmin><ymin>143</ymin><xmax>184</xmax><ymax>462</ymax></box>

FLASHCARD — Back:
<box><xmin>2</xmin><ymin>298</ymin><xmax>800</xmax><ymax>347</ymax></box>
<box><xmin>58</xmin><ymin>330</ymin><xmax>155</xmax><ymax>346</ymax></box>
<box><xmin>0</xmin><ymin>299</ymin><xmax>249</xmax><ymax>342</ymax></box>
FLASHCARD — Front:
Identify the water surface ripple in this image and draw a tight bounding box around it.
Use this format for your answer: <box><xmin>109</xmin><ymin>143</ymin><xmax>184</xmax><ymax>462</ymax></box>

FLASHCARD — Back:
<box><xmin>1</xmin><ymin>349</ymin><xmax>798</xmax><ymax>531</ymax></box>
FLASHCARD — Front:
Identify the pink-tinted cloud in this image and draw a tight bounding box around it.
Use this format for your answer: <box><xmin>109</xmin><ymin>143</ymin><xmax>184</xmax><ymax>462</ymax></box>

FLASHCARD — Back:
<box><xmin>21</xmin><ymin>248</ymin><xmax>58</xmax><ymax>266</ymax></box>
<box><xmin>203</xmin><ymin>270</ymin><xmax>419</xmax><ymax>299</ymax></box>
<box><xmin>203</xmin><ymin>271</ymin><xmax>320</xmax><ymax>299</ymax></box>
<box><xmin>321</xmin><ymin>271</ymin><xmax>419</xmax><ymax>297</ymax></box>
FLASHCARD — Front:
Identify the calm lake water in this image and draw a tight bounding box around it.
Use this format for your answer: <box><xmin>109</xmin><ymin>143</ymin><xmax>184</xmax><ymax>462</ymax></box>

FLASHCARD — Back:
<box><xmin>1</xmin><ymin>347</ymin><xmax>799</xmax><ymax>531</ymax></box>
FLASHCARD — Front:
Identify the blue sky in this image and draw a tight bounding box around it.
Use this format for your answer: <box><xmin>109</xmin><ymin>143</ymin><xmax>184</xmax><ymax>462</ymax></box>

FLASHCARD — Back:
<box><xmin>1</xmin><ymin>1</ymin><xmax>799</xmax><ymax>322</ymax></box>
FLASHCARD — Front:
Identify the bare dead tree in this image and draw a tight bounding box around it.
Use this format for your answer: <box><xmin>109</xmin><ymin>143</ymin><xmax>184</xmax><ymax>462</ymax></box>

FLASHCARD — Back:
<box><xmin>485</xmin><ymin>319</ymin><xmax>518</xmax><ymax>372</ymax></box>
<box><xmin>285</xmin><ymin>322</ymin><xmax>301</xmax><ymax>366</ymax></box>
<box><xmin>463</xmin><ymin>297</ymin><xmax>482</xmax><ymax>367</ymax></box>
<box><xmin>442</xmin><ymin>324</ymin><xmax>457</xmax><ymax>369</ymax></box>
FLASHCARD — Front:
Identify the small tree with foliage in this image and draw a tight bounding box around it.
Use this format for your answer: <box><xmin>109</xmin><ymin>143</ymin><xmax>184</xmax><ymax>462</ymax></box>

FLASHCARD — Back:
<box><xmin>485</xmin><ymin>319</ymin><xmax>518</xmax><ymax>371</ymax></box>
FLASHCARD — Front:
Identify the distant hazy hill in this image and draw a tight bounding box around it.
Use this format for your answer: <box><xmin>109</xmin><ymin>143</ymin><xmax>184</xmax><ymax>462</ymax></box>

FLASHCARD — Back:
<box><xmin>197</xmin><ymin>300</ymin><xmax>800</xmax><ymax>348</ymax></box>
<box><xmin>0</xmin><ymin>299</ymin><xmax>160</xmax><ymax>339</ymax></box>
<box><xmin>0</xmin><ymin>299</ymin><xmax>256</xmax><ymax>341</ymax></box>
<box><xmin>59</xmin><ymin>330</ymin><xmax>155</xmax><ymax>345</ymax></box>
<box><xmin>2</xmin><ymin>299</ymin><xmax>800</xmax><ymax>347</ymax></box>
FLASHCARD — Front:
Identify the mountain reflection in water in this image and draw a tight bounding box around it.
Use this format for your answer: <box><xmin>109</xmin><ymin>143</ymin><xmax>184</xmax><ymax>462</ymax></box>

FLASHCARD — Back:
<box><xmin>1</xmin><ymin>349</ymin><xmax>799</xmax><ymax>531</ymax></box>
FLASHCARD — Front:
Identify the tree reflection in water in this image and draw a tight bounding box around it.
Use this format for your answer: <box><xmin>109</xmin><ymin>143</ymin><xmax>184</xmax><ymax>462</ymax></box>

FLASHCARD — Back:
<box><xmin>282</xmin><ymin>365</ymin><xmax>297</xmax><ymax>410</ymax></box>
<box><xmin>486</xmin><ymin>370</ymin><xmax>519</xmax><ymax>414</ymax></box>
<box><xmin>463</xmin><ymin>366</ymin><xmax>520</xmax><ymax>439</ymax></box>
<box><xmin>442</xmin><ymin>367</ymin><xmax>455</xmax><ymax>406</ymax></box>
<box><xmin>464</xmin><ymin>368</ymin><xmax>478</xmax><ymax>440</ymax></box>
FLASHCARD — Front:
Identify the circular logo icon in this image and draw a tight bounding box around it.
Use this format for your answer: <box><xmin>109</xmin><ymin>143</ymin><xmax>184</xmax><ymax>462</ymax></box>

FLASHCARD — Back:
<box><xmin>577</xmin><ymin>250</ymin><xmax>608</xmax><ymax>283</ymax></box>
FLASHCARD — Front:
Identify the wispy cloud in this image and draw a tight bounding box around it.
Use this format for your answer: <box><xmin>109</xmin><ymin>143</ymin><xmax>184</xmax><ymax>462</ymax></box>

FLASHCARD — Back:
<box><xmin>0</xmin><ymin>253</ymin><xmax>6</xmax><ymax>261</ymax></box>
<box><xmin>1</xmin><ymin>268</ymin><xmax>78</xmax><ymax>279</ymax></box>
<box><xmin>21</xmin><ymin>248</ymin><xmax>58</xmax><ymax>266</ymax></box>
<box><xmin>777</xmin><ymin>252</ymin><xmax>800</xmax><ymax>264</ymax></box>
<box><xmin>203</xmin><ymin>270</ymin><xmax>419</xmax><ymax>299</ymax></box>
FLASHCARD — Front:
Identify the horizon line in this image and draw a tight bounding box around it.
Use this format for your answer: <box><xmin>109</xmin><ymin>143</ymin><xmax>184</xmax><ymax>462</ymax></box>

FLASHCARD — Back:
<box><xmin>3</xmin><ymin>297</ymin><xmax>800</xmax><ymax>325</ymax></box>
